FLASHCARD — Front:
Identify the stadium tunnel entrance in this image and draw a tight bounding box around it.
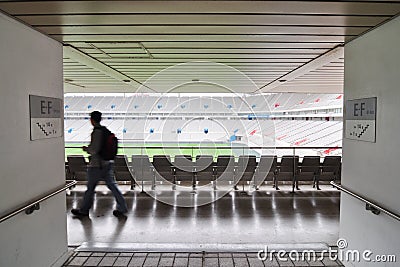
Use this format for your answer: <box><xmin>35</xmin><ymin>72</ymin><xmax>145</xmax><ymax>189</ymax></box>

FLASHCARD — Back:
<box><xmin>2</xmin><ymin>4</ymin><xmax>400</xmax><ymax>266</ymax></box>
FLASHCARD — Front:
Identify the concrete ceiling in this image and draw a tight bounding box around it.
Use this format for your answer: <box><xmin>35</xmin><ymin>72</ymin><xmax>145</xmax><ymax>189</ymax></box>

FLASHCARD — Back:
<box><xmin>1</xmin><ymin>1</ymin><xmax>399</xmax><ymax>94</ymax></box>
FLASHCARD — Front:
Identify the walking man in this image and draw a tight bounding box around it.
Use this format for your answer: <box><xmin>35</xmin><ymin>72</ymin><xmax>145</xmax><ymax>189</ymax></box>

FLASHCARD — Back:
<box><xmin>71</xmin><ymin>111</ymin><xmax>128</xmax><ymax>218</ymax></box>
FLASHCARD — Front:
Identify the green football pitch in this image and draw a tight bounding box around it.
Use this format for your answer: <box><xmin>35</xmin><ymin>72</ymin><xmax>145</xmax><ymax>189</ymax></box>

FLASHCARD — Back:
<box><xmin>65</xmin><ymin>142</ymin><xmax>245</xmax><ymax>160</ymax></box>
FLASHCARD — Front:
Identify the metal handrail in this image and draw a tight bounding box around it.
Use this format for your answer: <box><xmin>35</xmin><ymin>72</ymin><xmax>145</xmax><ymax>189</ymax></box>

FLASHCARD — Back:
<box><xmin>330</xmin><ymin>182</ymin><xmax>400</xmax><ymax>222</ymax></box>
<box><xmin>0</xmin><ymin>180</ymin><xmax>77</xmax><ymax>224</ymax></box>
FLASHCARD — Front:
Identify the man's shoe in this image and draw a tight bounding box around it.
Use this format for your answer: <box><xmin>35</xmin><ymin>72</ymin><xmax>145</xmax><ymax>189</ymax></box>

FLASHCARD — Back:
<box><xmin>71</xmin><ymin>209</ymin><xmax>89</xmax><ymax>217</ymax></box>
<box><xmin>113</xmin><ymin>210</ymin><xmax>127</xmax><ymax>218</ymax></box>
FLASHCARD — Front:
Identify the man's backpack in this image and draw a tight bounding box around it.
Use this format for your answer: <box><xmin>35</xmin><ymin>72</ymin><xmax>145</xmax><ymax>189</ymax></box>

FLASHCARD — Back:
<box><xmin>96</xmin><ymin>126</ymin><xmax>118</xmax><ymax>160</ymax></box>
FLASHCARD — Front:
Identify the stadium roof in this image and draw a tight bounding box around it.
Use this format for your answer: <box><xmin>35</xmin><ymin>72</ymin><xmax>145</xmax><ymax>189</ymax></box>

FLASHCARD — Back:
<box><xmin>1</xmin><ymin>1</ymin><xmax>399</xmax><ymax>94</ymax></box>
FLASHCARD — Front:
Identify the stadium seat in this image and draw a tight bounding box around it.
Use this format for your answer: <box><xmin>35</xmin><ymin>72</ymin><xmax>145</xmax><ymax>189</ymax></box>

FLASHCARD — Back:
<box><xmin>194</xmin><ymin>155</ymin><xmax>215</xmax><ymax>188</ymax></box>
<box><xmin>152</xmin><ymin>155</ymin><xmax>175</xmax><ymax>189</ymax></box>
<box><xmin>114</xmin><ymin>155</ymin><xmax>135</xmax><ymax>189</ymax></box>
<box><xmin>67</xmin><ymin>155</ymin><xmax>87</xmax><ymax>181</ymax></box>
<box><xmin>235</xmin><ymin>155</ymin><xmax>257</xmax><ymax>192</ymax></box>
<box><xmin>317</xmin><ymin>156</ymin><xmax>342</xmax><ymax>189</ymax></box>
<box><xmin>297</xmin><ymin>156</ymin><xmax>321</xmax><ymax>190</ymax></box>
<box><xmin>253</xmin><ymin>155</ymin><xmax>278</xmax><ymax>190</ymax></box>
<box><xmin>215</xmin><ymin>155</ymin><xmax>236</xmax><ymax>189</ymax></box>
<box><xmin>173</xmin><ymin>155</ymin><xmax>195</xmax><ymax>189</ymax></box>
<box><xmin>131</xmin><ymin>155</ymin><xmax>155</xmax><ymax>191</ymax></box>
<box><xmin>275</xmin><ymin>155</ymin><xmax>299</xmax><ymax>192</ymax></box>
<box><xmin>65</xmin><ymin>161</ymin><xmax>71</xmax><ymax>180</ymax></box>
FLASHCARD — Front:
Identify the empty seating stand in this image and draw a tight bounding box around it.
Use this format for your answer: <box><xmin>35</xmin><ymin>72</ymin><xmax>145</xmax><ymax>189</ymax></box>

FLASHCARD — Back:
<box><xmin>215</xmin><ymin>155</ymin><xmax>236</xmax><ymax>189</ymax></box>
<box><xmin>235</xmin><ymin>155</ymin><xmax>257</xmax><ymax>192</ymax></box>
<box><xmin>253</xmin><ymin>155</ymin><xmax>278</xmax><ymax>190</ymax></box>
<box><xmin>275</xmin><ymin>156</ymin><xmax>299</xmax><ymax>192</ymax></box>
<box><xmin>131</xmin><ymin>155</ymin><xmax>155</xmax><ymax>191</ymax></box>
<box><xmin>297</xmin><ymin>156</ymin><xmax>321</xmax><ymax>190</ymax></box>
<box><xmin>318</xmin><ymin>156</ymin><xmax>342</xmax><ymax>189</ymax></box>
<box><xmin>65</xmin><ymin>161</ymin><xmax>71</xmax><ymax>180</ymax></box>
<box><xmin>67</xmin><ymin>154</ymin><xmax>342</xmax><ymax>192</ymax></box>
<box><xmin>195</xmin><ymin>155</ymin><xmax>215</xmax><ymax>188</ymax></box>
<box><xmin>114</xmin><ymin>155</ymin><xmax>135</xmax><ymax>189</ymax></box>
<box><xmin>173</xmin><ymin>155</ymin><xmax>195</xmax><ymax>189</ymax></box>
<box><xmin>67</xmin><ymin>155</ymin><xmax>87</xmax><ymax>181</ymax></box>
<box><xmin>152</xmin><ymin>155</ymin><xmax>175</xmax><ymax>189</ymax></box>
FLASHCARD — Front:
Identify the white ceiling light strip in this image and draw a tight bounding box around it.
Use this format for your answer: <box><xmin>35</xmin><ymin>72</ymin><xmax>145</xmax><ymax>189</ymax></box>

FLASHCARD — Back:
<box><xmin>254</xmin><ymin>45</ymin><xmax>344</xmax><ymax>93</ymax></box>
<box><xmin>63</xmin><ymin>44</ymin><xmax>155</xmax><ymax>92</ymax></box>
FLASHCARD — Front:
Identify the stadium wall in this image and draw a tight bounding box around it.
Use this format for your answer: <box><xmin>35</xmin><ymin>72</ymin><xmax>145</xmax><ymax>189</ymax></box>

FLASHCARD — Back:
<box><xmin>340</xmin><ymin>15</ymin><xmax>400</xmax><ymax>266</ymax></box>
<box><xmin>0</xmin><ymin>12</ymin><xmax>67</xmax><ymax>267</ymax></box>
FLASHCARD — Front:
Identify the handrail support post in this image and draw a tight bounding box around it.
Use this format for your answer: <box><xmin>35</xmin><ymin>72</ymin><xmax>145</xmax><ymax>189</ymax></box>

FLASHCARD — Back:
<box><xmin>25</xmin><ymin>203</ymin><xmax>40</xmax><ymax>215</ymax></box>
<box><xmin>366</xmin><ymin>203</ymin><xmax>381</xmax><ymax>215</ymax></box>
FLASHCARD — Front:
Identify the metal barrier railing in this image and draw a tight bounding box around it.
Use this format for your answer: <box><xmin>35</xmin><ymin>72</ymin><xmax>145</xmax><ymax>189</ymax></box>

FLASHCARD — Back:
<box><xmin>331</xmin><ymin>182</ymin><xmax>400</xmax><ymax>222</ymax></box>
<box><xmin>65</xmin><ymin>146</ymin><xmax>342</xmax><ymax>160</ymax></box>
<box><xmin>0</xmin><ymin>180</ymin><xmax>77</xmax><ymax>224</ymax></box>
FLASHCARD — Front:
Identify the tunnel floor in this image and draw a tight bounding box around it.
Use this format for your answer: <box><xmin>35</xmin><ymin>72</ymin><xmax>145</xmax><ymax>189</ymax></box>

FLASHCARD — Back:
<box><xmin>66</xmin><ymin>184</ymin><xmax>340</xmax><ymax>247</ymax></box>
